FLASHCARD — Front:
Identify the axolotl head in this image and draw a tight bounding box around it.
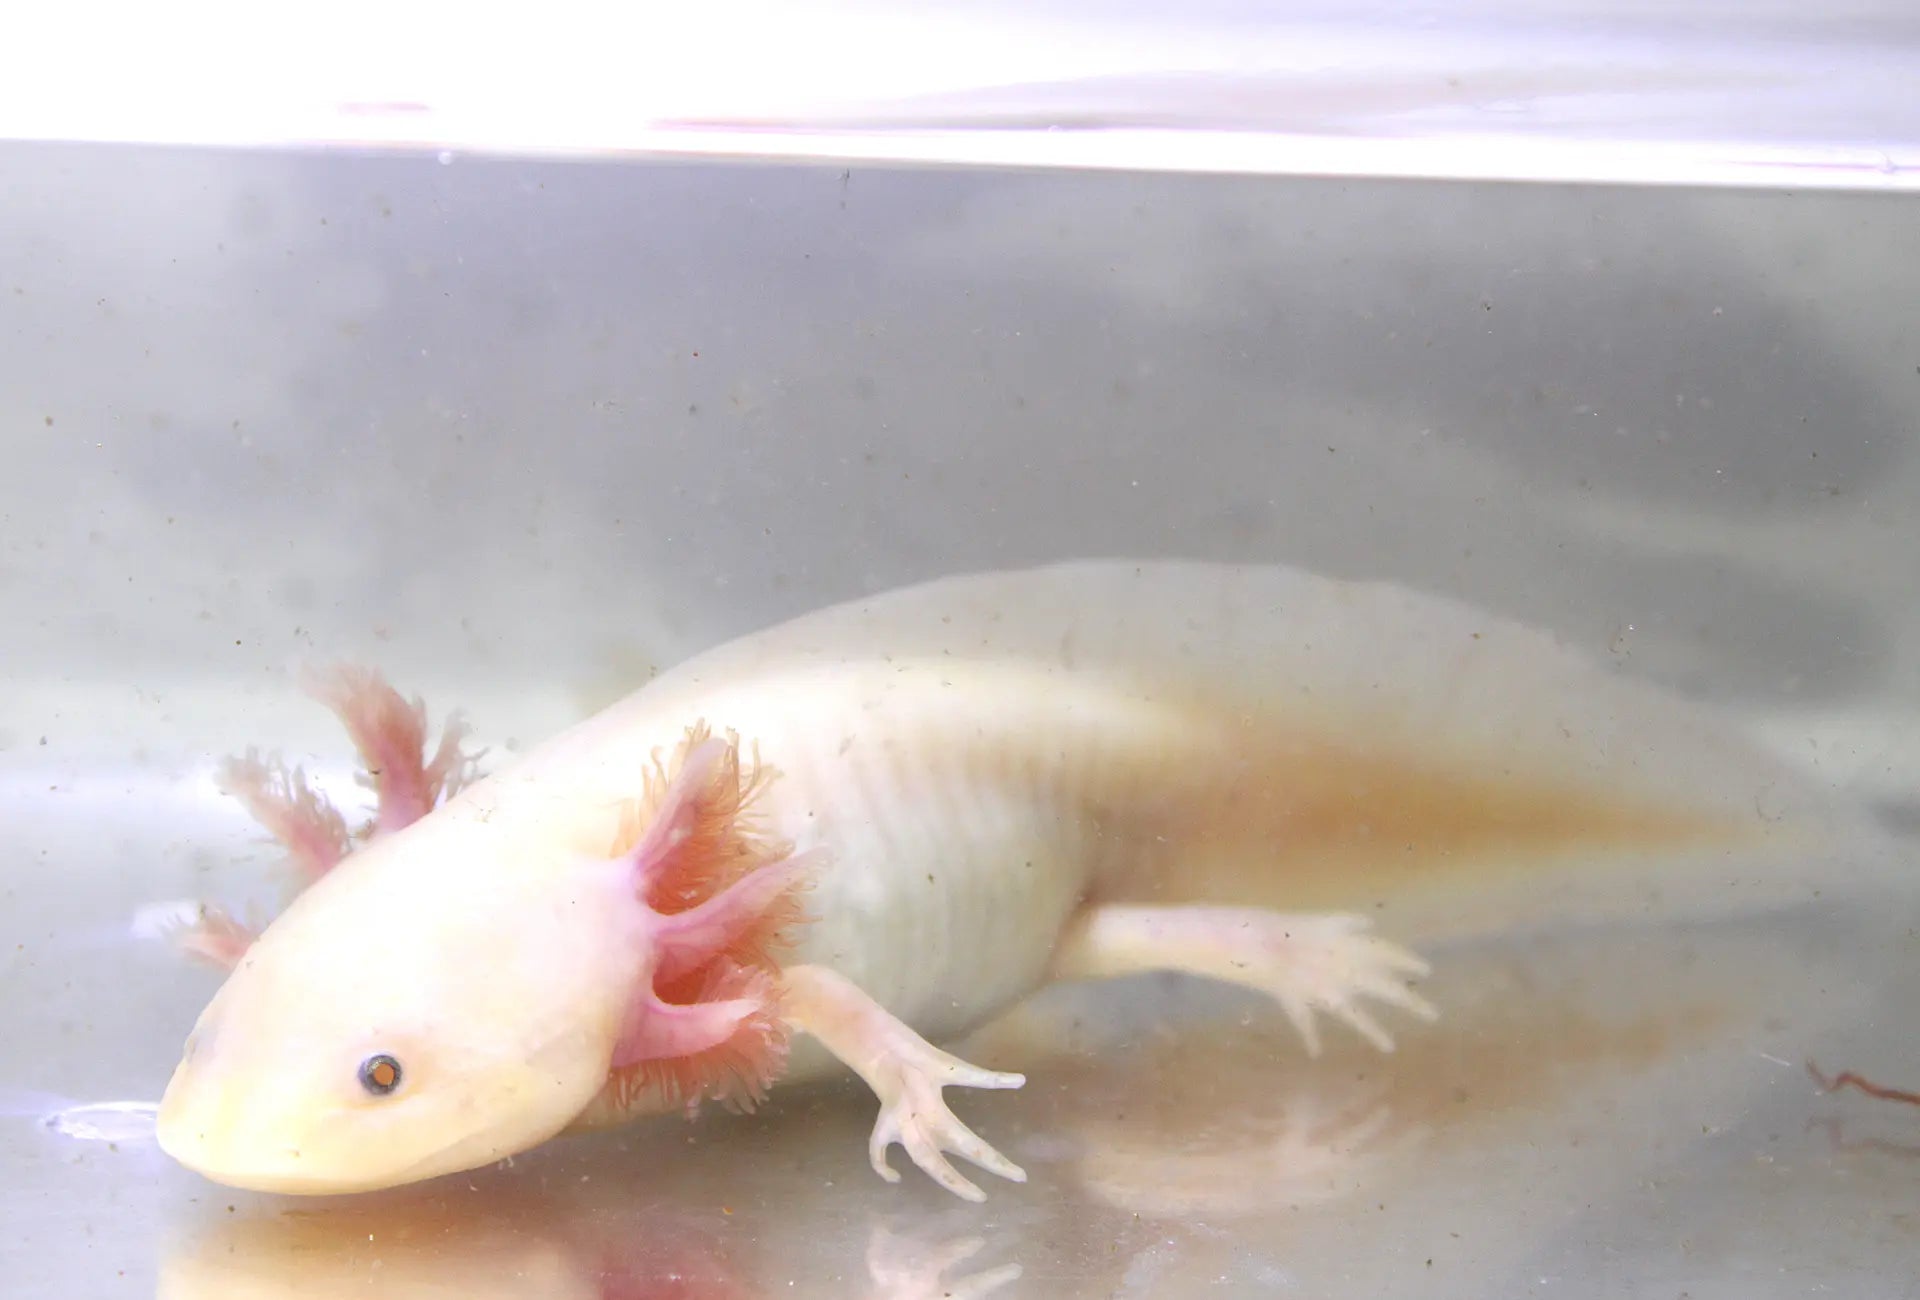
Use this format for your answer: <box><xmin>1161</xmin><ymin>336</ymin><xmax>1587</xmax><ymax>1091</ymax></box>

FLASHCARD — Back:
<box><xmin>156</xmin><ymin>823</ymin><xmax>644</xmax><ymax>1194</ymax></box>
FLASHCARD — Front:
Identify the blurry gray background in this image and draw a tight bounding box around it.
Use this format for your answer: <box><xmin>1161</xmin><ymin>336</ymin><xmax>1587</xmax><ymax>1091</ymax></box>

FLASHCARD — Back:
<box><xmin>5</xmin><ymin>144</ymin><xmax>1917</xmax><ymax>745</ymax></box>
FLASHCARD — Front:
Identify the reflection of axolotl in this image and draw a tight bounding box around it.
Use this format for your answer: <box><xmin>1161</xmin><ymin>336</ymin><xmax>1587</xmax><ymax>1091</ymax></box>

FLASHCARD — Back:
<box><xmin>157</xmin><ymin>1159</ymin><xmax>1021</xmax><ymax>1300</ymax></box>
<box><xmin>154</xmin><ymin>560</ymin><xmax>1879</xmax><ymax>1200</ymax></box>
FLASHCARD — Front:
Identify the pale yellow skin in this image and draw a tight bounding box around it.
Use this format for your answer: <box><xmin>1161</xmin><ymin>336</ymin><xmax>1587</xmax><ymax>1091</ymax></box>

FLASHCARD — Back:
<box><xmin>156</xmin><ymin>560</ymin><xmax>1844</xmax><ymax>1198</ymax></box>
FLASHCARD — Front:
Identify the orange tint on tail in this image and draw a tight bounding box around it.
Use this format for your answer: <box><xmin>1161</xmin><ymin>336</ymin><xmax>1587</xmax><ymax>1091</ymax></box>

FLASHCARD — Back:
<box><xmin>605</xmin><ymin>723</ymin><xmax>814</xmax><ymax>1114</ymax></box>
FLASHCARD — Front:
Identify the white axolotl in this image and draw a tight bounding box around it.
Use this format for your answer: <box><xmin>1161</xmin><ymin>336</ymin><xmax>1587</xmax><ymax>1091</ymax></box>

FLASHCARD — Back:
<box><xmin>155</xmin><ymin>559</ymin><xmax>1863</xmax><ymax>1200</ymax></box>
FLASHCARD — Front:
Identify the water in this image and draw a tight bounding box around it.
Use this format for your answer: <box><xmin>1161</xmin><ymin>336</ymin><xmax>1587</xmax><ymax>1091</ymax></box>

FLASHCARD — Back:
<box><xmin>3</xmin><ymin>142</ymin><xmax>1917</xmax><ymax>1296</ymax></box>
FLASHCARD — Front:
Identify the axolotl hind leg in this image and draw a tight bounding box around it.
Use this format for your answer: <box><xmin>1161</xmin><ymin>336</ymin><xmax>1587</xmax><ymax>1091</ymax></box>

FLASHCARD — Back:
<box><xmin>1048</xmin><ymin>904</ymin><xmax>1438</xmax><ymax>1057</ymax></box>
<box><xmin>164</xmin><ymin>666</ymin><xmax>480</xmax><ymax>970</ymax></box>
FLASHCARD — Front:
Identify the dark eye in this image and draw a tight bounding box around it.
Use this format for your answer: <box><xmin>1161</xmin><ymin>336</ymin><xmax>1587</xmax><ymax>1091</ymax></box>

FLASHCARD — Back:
<box><xmin>358</xmin><ymin>1053</ymin><xmax>403</xmax><ymax>1096</ymax></box>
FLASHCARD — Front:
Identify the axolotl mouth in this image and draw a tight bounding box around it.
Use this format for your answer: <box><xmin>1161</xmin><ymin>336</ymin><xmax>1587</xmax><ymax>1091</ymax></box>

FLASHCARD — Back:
<box><xmin>153</xmin><ymin>1006</ymin><xmax>357</xmax><ymax>1194</ymax></box>
<box><xmin>154</xmin><ymin>1015</ymin><xmax>341</xmax><ymax>1194</ymax></box>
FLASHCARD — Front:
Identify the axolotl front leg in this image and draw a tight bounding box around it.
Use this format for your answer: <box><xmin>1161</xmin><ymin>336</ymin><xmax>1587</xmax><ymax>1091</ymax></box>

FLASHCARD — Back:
<box><xmin>166</xmin><ymin>666</ymin><xmax>481</xmax><ymax>968</ymax></box>
<box><xmin>778</xmin><ymin>964</ymin><xmax>1029</xmax><ymax>1201</ymax></box>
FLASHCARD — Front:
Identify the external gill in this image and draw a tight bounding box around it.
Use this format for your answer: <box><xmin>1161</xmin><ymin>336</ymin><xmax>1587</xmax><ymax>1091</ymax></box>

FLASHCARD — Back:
<box><xmin>165</xmin><ymin>667</ymin><xmax>481</xmax><ymax>971</ymax></box>
<box><xmin>604</xmin><ymin>723</ymin><xmax>819</xmax><ymax>1113</ymax></box>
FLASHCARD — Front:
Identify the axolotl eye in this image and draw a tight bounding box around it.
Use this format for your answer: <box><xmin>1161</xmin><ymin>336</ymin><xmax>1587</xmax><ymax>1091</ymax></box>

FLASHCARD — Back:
<box><xmin>358</xmin><ymin>1053</ymin><xmax>404</xmax><ymax>1096</ymax></box>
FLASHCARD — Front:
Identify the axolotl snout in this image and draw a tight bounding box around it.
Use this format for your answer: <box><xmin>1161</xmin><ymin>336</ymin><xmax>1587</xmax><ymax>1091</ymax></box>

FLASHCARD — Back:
<box><xmin>156</xmin><ymin>560</ymin><xmax>1861</xmax><ymax>1199</ymax></box>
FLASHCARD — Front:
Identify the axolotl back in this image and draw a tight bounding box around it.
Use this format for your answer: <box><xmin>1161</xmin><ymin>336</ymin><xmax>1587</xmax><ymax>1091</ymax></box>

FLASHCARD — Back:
<box><xmin>155</xmin><ymin>560</ymin><xmax>1879</xmax><ymax>1200</ymax></box>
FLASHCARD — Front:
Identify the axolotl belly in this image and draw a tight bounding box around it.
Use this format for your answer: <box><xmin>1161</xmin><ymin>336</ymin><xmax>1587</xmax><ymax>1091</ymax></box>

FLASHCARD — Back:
<box><xmin>155</xmin><ymin>560</ymin><xmax>1855</xmax><ymax>1200</ymax></box>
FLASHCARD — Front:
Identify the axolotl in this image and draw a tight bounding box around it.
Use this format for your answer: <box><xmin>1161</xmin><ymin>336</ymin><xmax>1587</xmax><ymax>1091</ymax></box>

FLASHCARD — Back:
<box><xmin>155</xmin><ymin>560</ymin><xmax>1859</xmax><ymax>1200</ymax></box>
